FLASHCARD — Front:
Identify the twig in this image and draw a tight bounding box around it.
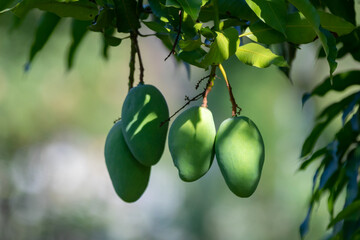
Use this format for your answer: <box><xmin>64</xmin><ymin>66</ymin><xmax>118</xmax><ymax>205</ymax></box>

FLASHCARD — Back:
<box><xmin>201</xmin><ymin>66</ymin><xmax>217</xmax><ymax>108</ymax></box>
<box><xmin>132</xmin><ymin>33</ymin><xmax>144</xmax><ymax>84</ymax></box>
<box><xmin>128</xmin><ymin>32</ymin><xmax>137</xmax><ymax>91</ymax></box>
<box><xmin>219</xmin><ymin>64</ymin><xmax>241</xmax><ymax>116</ymax></box>
<box><xmin>164</xmin><ymin>10</ymin><xmax>183</xmax><ymax>61</ymax></box>
<box><xmin>195</xmin><ymin>75</ymin><xmax>211</xmax><ymax>89</ymax></box>
<box><xmin>160</xmin><ymin>92</ymin><xmax>203</xmax><ymax>127</ymax></box>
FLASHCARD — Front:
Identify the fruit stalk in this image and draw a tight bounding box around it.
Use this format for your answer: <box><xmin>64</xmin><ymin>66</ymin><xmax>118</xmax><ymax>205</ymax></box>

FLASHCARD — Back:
<box><xmin>201</xmin><ymin>65</ymin><xmax>216</xmax><ymax>108</ymax></box>
<box><xmin>132</xmin><ymin>32</ymin><xmax>144</xmax><ymax>84</ymax></box>
<box><xmin>219</xmin><ymin>64</ymin><xmax>241</xmax><ymax>116</ymax></box>
<box><xmin>128</xmin><ymin>32</ymin><xmax>137</xmax><ymax>91</ymax></box>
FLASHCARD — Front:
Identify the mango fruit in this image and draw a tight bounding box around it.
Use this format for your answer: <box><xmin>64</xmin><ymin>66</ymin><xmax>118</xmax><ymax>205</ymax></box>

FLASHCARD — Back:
<box><xmin>168</xmin><ymin>106</ymin><xmax>216</xmax><ymax>182</ymax></box>
<box><xmin>104</xmin><ymin>121</ymin><xmax>151</xmax><ymax>203</ymax></box>
<box><xmin>215</xmin><ymin>116</ymin><xmax>265</xmax><ymax>198</ymax></box>
<box><xmin>121</xmin><ymin>84</ymin><xmax>169</xmax><ymax>166</ymax></box>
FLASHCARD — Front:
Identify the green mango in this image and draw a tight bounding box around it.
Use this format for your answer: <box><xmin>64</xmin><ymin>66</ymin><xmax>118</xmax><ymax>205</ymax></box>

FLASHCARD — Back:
<box><xmin>104</xmin><ymin>121</ymin><xmax>151</xmax><ymax>203</ymax></box>
<box><xmin>121</xmin><ymin>84</ymin><xmax>169</xmax><ymax>166</ymax></box>
<box><xmin>215</xmin><ymin>116</ymin><xmax>265</xmax><ymax>198</ymax></box>
<box><xmin>168</xmin><ymin>106</ymin><xmax>216</xmax><ymax>182</ymax></box>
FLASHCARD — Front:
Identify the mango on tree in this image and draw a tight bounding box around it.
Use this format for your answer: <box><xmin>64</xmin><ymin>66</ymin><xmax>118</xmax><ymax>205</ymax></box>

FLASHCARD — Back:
<box><xmin>168</xmin><ymin>106</ymin><xmax>216</xmax><ymax>182</ymax></box>
<box><xmin>104</xmin><ymin>121</ymin><xmax>151</xmax><ymax>203</ymax></box>
<box><xmin>121</xmin><ymin>84</ymin><xmax>169</xmax><ymax>166</ymax></box>
<box><xmin>215</xmin><ymin>116</ymin><xmax>265</xmax><ymax>198</ymax></box>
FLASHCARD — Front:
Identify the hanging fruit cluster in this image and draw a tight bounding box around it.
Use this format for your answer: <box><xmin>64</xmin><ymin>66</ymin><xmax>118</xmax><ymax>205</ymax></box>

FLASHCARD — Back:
<box><xmin>105</xmin><ymin>65</ymin><xmax>265</xmax><ymax>202</ymax></box>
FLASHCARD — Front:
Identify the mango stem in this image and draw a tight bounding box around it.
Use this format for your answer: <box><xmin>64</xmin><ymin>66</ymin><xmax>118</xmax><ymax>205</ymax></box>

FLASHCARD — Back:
<box><xmin>219</xmin><ymin>64</ymin><xmax>241</xmax><ymax>116</ymax></box>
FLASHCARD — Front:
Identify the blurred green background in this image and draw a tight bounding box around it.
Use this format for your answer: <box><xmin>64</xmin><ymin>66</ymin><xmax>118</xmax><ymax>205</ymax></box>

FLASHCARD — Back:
<box><xmin>1</xmin><ymin>10</ymin><xmax>359</xmax><ymax>240</ymax></box>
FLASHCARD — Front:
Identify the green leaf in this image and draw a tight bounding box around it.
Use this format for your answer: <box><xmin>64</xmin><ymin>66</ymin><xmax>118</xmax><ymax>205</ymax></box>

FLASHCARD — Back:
<box><xmin>166</xmin><ymin>0</ymin><xmax>181</xmax><ymax>8</ymax></box>
<box><xmin>88</xmin><ymin>7</ymin><xmax>115</xmax><ymax>33</ymax></box>
<box><xmin>27</xmin><ymin>12</ymin><xmax>61</xmax><ymax>69</ymax></box>
<box><xmin>324</xmin><ymin>0</ymin><xmax>355</xmax><ymax>25</ymax></box>
<box><xmin>178</xmin><ymin>48</ymin><xmax>207</xmax><ymax>68</ymax></box>
<box><xmin>235</xmin><ymin>43</ymin><xmax>288</xmax><ymax>68</ymax></box>
<box><xmin>242</xmin><ymin>21</ymin><xmax>285</xmax><ymax>45</ymax></box>
<box><xmin>288</xmin><ymin>0</ymin><xmax>337</xmax><ymax>76</ymax></box>
<box><xmin>113</xmin><ymin>0</ymin><xmax>140</xmax><ymax>32</ymax></box>
<box><xmin>218</xmin><ymin>0</ymin><xmax>258</xmax><ymax>22</ymax></box>
<box><xmin>0</xmin><ymin>0</ymin><xmax>14</xmax><ymax>11</ymax></box>
<box><xmin>104</xmin><ymin>35</ymin><xmax>122</xmax><ymax>46</ymax></box>
<box><xmin>328</xmin><ymin>200</ymin><xmax>360</xmax><ymax>228</ymax></box>
<box><xmin>142</xmin><ymin>21</ymin><xmax>170</xmax><ymax>33</ymax></box>
<box><xmin>200</xmin><ymin>26</ymin><xmax>216</xmax><ymax>39</ymax></box>
<box><xmin>102</xmin><ymin>28</ymin><xmax>115</xmax><ymax>59</ymax></box>
<box><xmin>245</xmin><ymin>0</ymin><xmax>287</xmax><ymax>36</ymax></box>
<box><xmin>201</xmin><ymin>27</ymin><xmax>239</xmax><ymax>67</ymax></box>
<box><xmin>301</xmin><ymin>93</ymin><xmax>360</xmax><ymax>157</ymax></box>
<box><xmin>11</xmin><ymin>0</ymin><xmax>98</xmax><ymax>21</ymax></box>
<box><xmin>302</xmin><ymin>71</ymin><xmax>360</xmax><ymax>105</ymax></box>
<box><xmin>67</xmin><ymin>20</ymin><xmax>90</xmax><ymax>70</ymax></box>
<box><xmin>179</xmin><ymin>38</ymin><xmax>202</xmax><ymax>51</ymax></box>
<box><xmin>176</xmin><ymin>0</ymin><xmax>202</xmax><ymax>21</ymax></box>
<box><xmin>299</xmin><ymin>147</ymin><xmax>327</xmax><ymax>170</ymax></box>
<box><xmin>318</xmin><ymin>11</ymin><xmax>355</xmax><ymax>36</ymax></box>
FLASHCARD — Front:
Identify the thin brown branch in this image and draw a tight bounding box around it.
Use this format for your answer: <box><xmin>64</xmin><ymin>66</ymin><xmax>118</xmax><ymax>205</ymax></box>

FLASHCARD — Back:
<box><xmin>164</xmin><ymin>10</ymin><xmax>183</xmax><ymax>61</ymax></box>
<box><xmin>219</xmin><ymin>64</ymin><xmax>241</xmax><ymax>116</ymax></box>
<box><xmin>195</xmin><ymin>74</ymin><xmax>211</xmax><ymax>89</ymax></box>
<box><xmin>160</xmin><ymin>92</ymin><xmax>203</xmax><ymax>127</ymax></box>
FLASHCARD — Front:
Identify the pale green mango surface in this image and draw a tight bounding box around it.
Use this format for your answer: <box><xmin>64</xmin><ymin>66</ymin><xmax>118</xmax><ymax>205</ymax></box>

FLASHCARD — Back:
<box><xmin>121</xmin><ymin>84</ymin><xmax>169</xmax><ymax>166</ymax></box>
<box><xmin>105</xmin><ymin>121</ymin><xmax>151</xmax><ymax>203</ymax></box>
<box><xmin>168</xmin><ymin>106</ymin><xmax>216</xmax><ymax>182</ymax></box>
<box><xmin>215</xmin><ymin>116</ymin><xmax>265</xmax><ymax>198</ymax></box>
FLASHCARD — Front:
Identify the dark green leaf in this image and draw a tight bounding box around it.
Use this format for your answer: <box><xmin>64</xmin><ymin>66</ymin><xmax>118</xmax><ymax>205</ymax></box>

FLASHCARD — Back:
<box><xmin>319</xmin><ymin>142</ymin><xmax>338</xmax><ymax>189</ymax></box>
<box><xmin>179</xmin><ymin>38</ymin><xmax>202</xmax><ymax>51</ymax></box>
<box><xmin>176</xmin><ymin>0</ymin><xmax>202</xmax><ymax>21</ymax></box>
<box><xmin>0</xmin><ymin>0</ymin><xmax>14</xmax><ymax>11</ymax></box>
<box><xmin>218</xmin><ymin>0</ymin><xmax>258</xmax><ymax>22</ymax></box>
<box><xmin>300</xmin><ymin>147</ymin><xmax>327</xmax><ymax>170</ymax></box>
<box><xmin>328</xmin><ymin>200</ymin><xmax>360</xmax><ymax>228</ymax></box>
<box><xmin>142</xmin><ymin>21</ymin><xmax>170</xmax><ymax>33</ymax></box>
<box><xmin>245</xmin><ymin>0</ymin><xmax>287</xmax><ymax>35</ymax></box>
<box><xmin>200</xmin><ymin>27</ymin><xmax>216</xmax><ymax>39</ymax></box>
<box><xmin>88</xmin><ymin>7</ymin><xmax>115</xmax><ymax>33</ymax></box>
<box><xmin>300</xmin><ymin>205</ymin><xmax>313</xmax><ymax>239</ymax></box>
<box><xmin>27</xmin><ymin>12</ymin><xmax>61</xmax><ymax>70</ymax></box>
<box><xmin>11</xmin><ymin>0</ymin><xmax>98</xmax><ymax>21</ymax></box>
<box><xmin>67</xmin><ymin>20</ymin><xmax>90</xmax><ymax>70</ymax></box>
<box><xmin>288</xmin><ymin>0</ymin><xmax>337</xmax><ymax>76</ymax></box>
<box><xmin>324</xmin><ymin>0</ymin><xmax>355</xmax><ymax>25</ymax></box>
<box><xmin>178</xmin><ymin>48</ymin><xmax>207</xmax><ymax>68</ymax></box>
<box><xmin>235</xmin><ymin>43</ymin><xmax>288</xmax><ymax>68</ymax></box>
<box><xmin>102</xmin><ymin>28</ymin><xmax>115</xmax><ymax>59</ymax></box>
<box><xmin>201</xmin><ymin>27</ymin><xmax>239</xmax><ymax>66</ymax></box>
<box><xmin>302</xmin><ymin>71</ymin><xmax>360</xmax><ymax>105</ymax></box>
<box><xmin>113</xmin><ymin>0</ymin><xmax>140</xmax><ymax>32</ymax></box>
<box><xmin>344</xmin><ymin>147</ymin><xmax>360</xmax><ymax>207</ymax></box>
<box><xmin>318</xmin><ymin>11</ymin><xmax>355</xmax><ymax>36</ymax></box>
<box><xmin>104</xmin><ymin>35</ymin><xmax>122</xmax><ymax>46</ymax></box>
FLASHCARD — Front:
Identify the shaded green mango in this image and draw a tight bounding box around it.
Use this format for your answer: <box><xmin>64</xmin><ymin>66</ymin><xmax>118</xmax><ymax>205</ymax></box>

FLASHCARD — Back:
<box><xmin>121</xmin><ymin>84</ymin><xmax>169</xmax><ymax>166</ymax></box>
<box><xmin>215</xmin><ymin>116</ymin><xmax>265</xmax><ymax>198</ymax></box>
<box><xmin>168</xmin><ymin>106</ymin><xmax>216</xmax><ymax>182</ymax></box>
<box><xmin>105</xmin><ymin>121</ymin><xmax>151</xmax><ymax>203</ymax></box>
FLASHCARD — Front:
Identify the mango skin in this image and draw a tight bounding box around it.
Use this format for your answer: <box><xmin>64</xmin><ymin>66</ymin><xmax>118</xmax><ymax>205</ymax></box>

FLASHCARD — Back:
<box><xmin>215</xmin><ymin>116</ymin><xmax>265</xmax><ymax>198</ymax></box>
<box><xmin>168</xmin><ymin>106</ymin><xmax>216</xmax><ymax>182</ymax></box>
<box><xmin>105</xmin><ymin>121</ymin><xmax>151</xmax><ymax>203</ymax></box>
<box><xmin>121</xmin><ymin>84</ymin><xmax>169</xmax><ymax>166</ymax></box>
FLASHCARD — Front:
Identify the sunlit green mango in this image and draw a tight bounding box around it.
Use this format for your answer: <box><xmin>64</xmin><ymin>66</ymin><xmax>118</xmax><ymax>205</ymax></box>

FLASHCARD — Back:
<box><xmin>215</xmin><ymin>116</ymin><xmax>265</xmax><ymax>198</ymax></box>
<box><xmin>168</xmin><ymin>106</ymin><xmax>216</xmax><ymax>182</ymax></box>
<box><xmin>105</xmin><ymin>121</ymin><xmax>151</xmax><ymax>203</ymax></box>
<box><xmin>121</xmin><ymin>84</ymin><xmax>169</xmax><ymax>166</ymax></box>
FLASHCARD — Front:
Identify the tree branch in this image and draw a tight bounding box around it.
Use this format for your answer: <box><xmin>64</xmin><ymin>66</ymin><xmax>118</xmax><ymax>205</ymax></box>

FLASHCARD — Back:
<box><xmin>164</xmin><ymin>10</ymin><xmax>183</xmax><ymax>61</ymax></box>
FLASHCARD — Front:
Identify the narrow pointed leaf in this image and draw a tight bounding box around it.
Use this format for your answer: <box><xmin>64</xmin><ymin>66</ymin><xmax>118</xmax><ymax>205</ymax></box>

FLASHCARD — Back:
<box><xmin>245</xmin><ymin>0</ymin><xmax>287</xmax><ymax>36</ymax></box>
<box><xmin>318</xmin><ymin>11</ymin><xmax>355</xmax><ymax>36</ymax></box>
<box><xmin>302</xmin><ymin>71</ymin><xmax>360</xmax><ymax>105</ymax></box>
<box><xmin>27</xmin><ymin>12</ymin><xmax>61</xmax><ymax>69</ymax></box>
<box><xmin>235</xmin><ymin>43</ymin><xmax>288</xmax><ymax>68</ymax></box>
<box><xmin>67</xmin><ymin>20</ymin><xmax>90</xmax><ymax>70</ymax></box>
<box><xmin>328</xmin><ymin>200</ymin><xmax>360</xmax><ymax>228</ymax></box>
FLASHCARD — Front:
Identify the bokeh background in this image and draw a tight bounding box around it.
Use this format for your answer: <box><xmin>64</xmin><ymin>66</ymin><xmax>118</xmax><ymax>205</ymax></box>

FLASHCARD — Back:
<box><xmin>1</xmin><ymin>9</ymin><xmax>360</xmax><ymax>240</ymax></box>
